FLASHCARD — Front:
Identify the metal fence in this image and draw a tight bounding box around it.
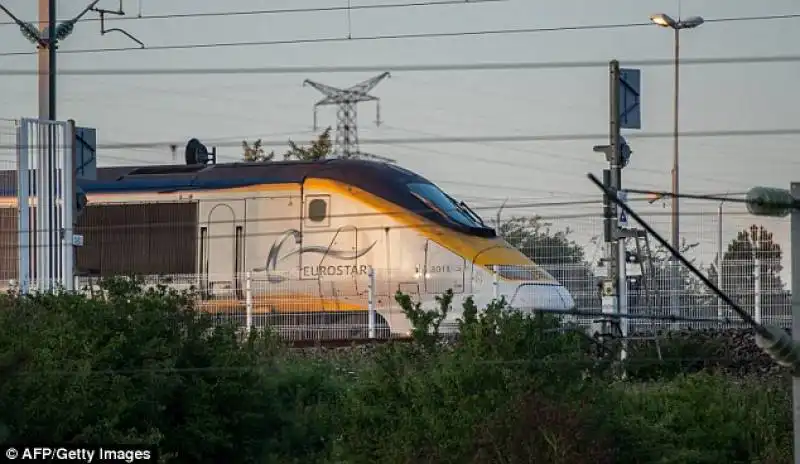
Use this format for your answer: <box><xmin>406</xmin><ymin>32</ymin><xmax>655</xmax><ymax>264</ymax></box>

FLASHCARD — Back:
<box><xmin>0</xmin><ymin>256</ymin><xmax>783</xmax><ymax>341</ymax></box>
<box><xmin>502</xmin><ymin>199</ymin><xmax>791</xmax><ymax>332</ymax></box>
<box><xmin>0</xmin><ymin>121</ymin><xmax>788</xmax><ymax>338</ymax></box>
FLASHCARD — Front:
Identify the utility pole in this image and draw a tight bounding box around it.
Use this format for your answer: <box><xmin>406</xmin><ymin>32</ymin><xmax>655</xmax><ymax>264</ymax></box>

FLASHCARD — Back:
<box><xmin>303</xmin><ymin>73</ymin><xmax>394</xmax><ymax>161</ymax></box>
<box><xmin>40</xmin><ymin>0</ymin><xmax>55</xmax><ymax>120</ymax></box>
<box><xmin>1</xmin><ymin>0</ymin><xmax>140</xmax><ymax>121</ymax></box>
<box><xmin>1</xmin><ymin>0</ymin><xmax>128</xmax><ymax>291</ymax></box>
<box><xmin>792</xmin><ymin>182</ymin><xmax>800</xmax><ymax>464</ymax></box>
<box><xmin>717</xmin><ymin>200</ymin><xmax>724</xmax><ymax>321</ymax></box>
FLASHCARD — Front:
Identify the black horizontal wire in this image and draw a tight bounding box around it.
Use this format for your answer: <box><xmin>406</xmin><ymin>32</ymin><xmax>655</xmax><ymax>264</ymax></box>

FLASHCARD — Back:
<box><xmin>0</xmin><ymin>0</ymin><xmax>507</xmax><ymax>27</ymax></box>
<box><xmin>0</xmin><ymin>13</ymin><xmax>799</xmax><ymax>57</ymax></box>
<box><xmin>0</xmin><ymin>190</ymin><xmax>745</xmax><ymax>233</ymax></box>
<box><xmin>2</xmin><ymin>128</ymin><xmax>798</xmax><ymax>152</ymax></box>
<box><xmin>4</xmin><ymin>54</ymin><xmax>800</xmax><ymax>72</ymax></box>
<box><xmin>2</xmin><ymin>209</ymin><xmax>754</xmax><ymax>246</ymax></box>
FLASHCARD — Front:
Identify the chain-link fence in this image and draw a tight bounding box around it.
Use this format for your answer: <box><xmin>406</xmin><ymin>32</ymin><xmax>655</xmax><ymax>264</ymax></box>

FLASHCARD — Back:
<box><xmin>0</xmin><ymin>145</ymin><xmax>788</xmax><ymax>337</ymax></box>
<box><xmin>502</xmin><ymin>199</ymin><xmax>791</xmax><ymax>331</ymax></box>
<box><xmin>0</xmin><ymin>257</ymin><xmax>767</xmax><ymax>341</ymax></box>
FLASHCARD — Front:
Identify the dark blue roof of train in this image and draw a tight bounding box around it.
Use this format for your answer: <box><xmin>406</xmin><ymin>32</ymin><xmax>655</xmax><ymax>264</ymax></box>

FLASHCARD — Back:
<box><xmin>0</xmin><ymin>158</ymin><xmax>497</xmax><ymax>238</ymax></box>
<box><xmin>0</xmin><ymin>158</ymin><xmax>429</xmax><ymax>196</ymax></box>
<box><xmin>84</xmin><ymin>158</ymin><xmax>429</xmax><ymax>194</ymax></box>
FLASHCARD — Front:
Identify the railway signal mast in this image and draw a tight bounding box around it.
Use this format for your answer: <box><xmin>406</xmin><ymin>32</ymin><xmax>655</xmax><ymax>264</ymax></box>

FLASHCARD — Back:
<box><xmin>303</xmin><ymin>72</ymin><xmax>394</xmax><ymax>162</ymax></box>
<box><xmin>593</xmin><ymin>60</ymin><xmax>642</xmax><ymax>371</ymax></box>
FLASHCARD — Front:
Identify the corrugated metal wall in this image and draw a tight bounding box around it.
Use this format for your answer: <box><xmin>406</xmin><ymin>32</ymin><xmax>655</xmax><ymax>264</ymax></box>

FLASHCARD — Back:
<box><xmin>0</xmin><ymin>208</ymin><xmax>17</xmax><ymax>281</ymax></box>
<box><xmin>0</xmin><ymin>202</ymin><xmax>198</xmax><ymax>280</ymax></box>
<box><xmin>76</xmin><ymin>202</ymin><xmax>198</xmax><ymax>276</ymax></box>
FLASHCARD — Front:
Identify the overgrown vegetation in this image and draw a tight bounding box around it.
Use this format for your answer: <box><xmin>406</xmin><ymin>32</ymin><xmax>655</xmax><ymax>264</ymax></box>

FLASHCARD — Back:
<box><xmin>242</xmin><ymin>127</ymin><xmax>333</xmax><ymax>162</ymax></box>
<box><xmin>0</xmin><ymin>279</ymin><xmax>791</xmax><ymax>463</ymax></box>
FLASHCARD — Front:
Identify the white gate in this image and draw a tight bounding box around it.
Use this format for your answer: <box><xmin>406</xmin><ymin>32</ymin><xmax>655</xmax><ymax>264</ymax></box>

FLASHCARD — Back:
<box><xmin>16</xmin><ymin>118</ymin><xmax>76</xmax><ymax>293</ymax></box>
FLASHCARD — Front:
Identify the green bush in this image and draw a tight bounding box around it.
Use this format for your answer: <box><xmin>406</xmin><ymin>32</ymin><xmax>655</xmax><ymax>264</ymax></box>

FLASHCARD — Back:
<box><xmin>599</xmin><ymin>373</ymin><xmax>792</xmax><ymax>463</ymax></box>
<box><xmin>0</xmin><ymin>283</ymin><xmax>791</xmax><ymax>463</ymax></box>
<box><xmin>330</xmin><ymin>291</ymin><xmax>610</xmax><ymax>463</ymax></box>
<box><xmin>0</xmin><ymin>278</ymin><xmax>341</xmax><ymax>463</ymax></box>
<box><xmin>625</xmin><ymin>330</ymin><xmax>730</xmax><ymax>380</ymax></box>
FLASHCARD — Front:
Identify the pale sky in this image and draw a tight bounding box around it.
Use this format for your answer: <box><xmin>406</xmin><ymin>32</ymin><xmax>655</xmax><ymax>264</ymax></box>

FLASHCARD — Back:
<box><xmin>0</xmin><ymin>0</ymin><xmax>798</xmax><ymax>286</ymax></box>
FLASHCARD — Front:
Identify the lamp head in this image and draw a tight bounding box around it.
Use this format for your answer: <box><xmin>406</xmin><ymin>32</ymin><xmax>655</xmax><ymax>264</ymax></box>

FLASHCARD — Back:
<box><xmin>650</xmin><ymin>13</ymin><xmax>676</xmax><ymax>28</ymax></box>
<box><xmin>679</xmin><ymin>16</ymin><xmax>705</xmax><ymax>29</ymax></box>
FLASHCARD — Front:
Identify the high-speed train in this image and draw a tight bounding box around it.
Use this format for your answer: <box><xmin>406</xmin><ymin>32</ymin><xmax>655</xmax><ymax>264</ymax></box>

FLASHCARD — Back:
<box><xmin>0</xmin><ymin>155</ymin><xmax>575</xmax><ymax>336</ymax></box>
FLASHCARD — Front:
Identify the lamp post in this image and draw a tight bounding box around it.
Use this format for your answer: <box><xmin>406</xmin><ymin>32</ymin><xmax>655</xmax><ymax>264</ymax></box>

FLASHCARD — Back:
<box><xmin>649</xmin><ymin>12</ymin><xmax>704</xmax><ymax>320</ymax></box>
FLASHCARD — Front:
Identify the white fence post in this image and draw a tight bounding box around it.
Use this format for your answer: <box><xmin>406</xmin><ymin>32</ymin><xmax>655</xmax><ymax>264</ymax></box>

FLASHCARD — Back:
<box><xmin>16</xmin><ymin>120</ymin><xmax>30</xmax><ymax>295</ymax></box>
<box><xmin>368</xmin><ymin>267</ymin><xmax>376</xmax><ymax>339</ymax></box>
<box><xmin>16</xmin><ymin>118</ymin><xmax>75</xmax><ymax>293</ymax></box>
<box><xmin>754</xmin><ymin>258</ymin><xmax>761</xmax><ymax>324</ymax></box>
<box><xmin>492</xmin><ymin>264</ymin><xmax>499</xmax><ymax>300</ymax></box>
<box><xmin>245</xmin><ymin>272</ymin><xmax>253</xmax><ymax>333</ymax></box>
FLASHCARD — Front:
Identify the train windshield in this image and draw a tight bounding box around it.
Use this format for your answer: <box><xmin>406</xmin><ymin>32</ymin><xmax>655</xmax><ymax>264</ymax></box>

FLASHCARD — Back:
<box><xmin>408</xmin><ymin>182</ymin><xmax>486</xmax><ymax>229</ymax></box>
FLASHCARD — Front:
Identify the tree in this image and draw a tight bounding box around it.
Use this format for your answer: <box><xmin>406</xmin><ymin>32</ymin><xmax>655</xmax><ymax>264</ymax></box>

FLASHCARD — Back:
<box><xmin>707</xmin><ymin>224</ymin><xmax>790</xmax><ymax>324</ymax></box>
<box><xmin>493</xmin><ymin>214</ymin><xmax>597</xmax><ymax>311</ymax></box>
<box><xmin>496</xmin><ymin>216</ymin><xmax>587</xmax><ymax>265</ymax></box>
<box><xmin>0</xmin><ymin>279</ymin><xmax>340</xmax><ymax>462</ymax></box>
<box><xmin>242</xmin><ymin>139</ymin><xmax>275</xmax><ymax>162</ymax></box>
<box><xmin>242</xmin><ymin>127</ymin><xmax>333</xmax><ymax>162</ymax></box>
<box><xmin>283</xmin><ymin>127</ymin><xmax>333</xmax><ymax>161</ymax></box>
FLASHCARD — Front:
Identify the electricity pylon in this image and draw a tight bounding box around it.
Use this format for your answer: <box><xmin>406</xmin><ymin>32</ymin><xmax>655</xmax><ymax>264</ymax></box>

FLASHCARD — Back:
<box><xmin>303</xmin><ymin>72</ymin><xmax>393</xmax><ymax>161</ymax></box>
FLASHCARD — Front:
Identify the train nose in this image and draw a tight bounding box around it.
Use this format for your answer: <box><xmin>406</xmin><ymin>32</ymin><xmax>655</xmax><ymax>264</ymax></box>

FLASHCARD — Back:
<box><xmin>508</xmin><ymin>283</ymin><xmax>575</xmax><ymax>312</ymax></box>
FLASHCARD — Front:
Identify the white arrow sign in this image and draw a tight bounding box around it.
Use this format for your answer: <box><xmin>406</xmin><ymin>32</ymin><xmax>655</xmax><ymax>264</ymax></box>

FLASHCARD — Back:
<box><xmin>617</xmin><ymin>190</ymin><xmax>629</xmax><ymax>228</ymax></box>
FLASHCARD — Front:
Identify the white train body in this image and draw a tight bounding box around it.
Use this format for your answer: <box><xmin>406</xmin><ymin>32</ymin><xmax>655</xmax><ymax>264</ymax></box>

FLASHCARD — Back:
<box><xmin>0</xmin><ymin>159</ymin><xmax>576</xmax><ymax>336</ymax></box>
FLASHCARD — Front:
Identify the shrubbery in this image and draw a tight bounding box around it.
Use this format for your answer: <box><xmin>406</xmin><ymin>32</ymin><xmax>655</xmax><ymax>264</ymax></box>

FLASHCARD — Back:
<box><xmin>0</xmin><ymin>279</ymin><xmax>791</xmax><ymax>463</ymax></box>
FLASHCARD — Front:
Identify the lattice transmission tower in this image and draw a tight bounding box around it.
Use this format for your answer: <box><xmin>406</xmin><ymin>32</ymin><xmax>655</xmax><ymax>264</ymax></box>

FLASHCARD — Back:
<box><xmin>303</xmin><ymin>72</ymin><xmax>392</xmax><ymax>161</ymax></box>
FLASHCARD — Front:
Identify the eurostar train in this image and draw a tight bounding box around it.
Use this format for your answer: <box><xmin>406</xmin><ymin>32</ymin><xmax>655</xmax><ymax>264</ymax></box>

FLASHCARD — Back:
<box><xmin>0</xmin><ymin>156</ymin><xmax>575</xmax><ymax>336</ymax></box>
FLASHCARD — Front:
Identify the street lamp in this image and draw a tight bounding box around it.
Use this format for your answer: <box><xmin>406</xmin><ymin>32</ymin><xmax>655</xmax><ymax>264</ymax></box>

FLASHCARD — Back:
<box><xmin>650</xmin><ymin>12</ymin><xmax>704</xmax><ymax>322</ymax></box>
<box><xmin>649</xmin><ymin>13</ymin><xmax>704</xmax><ymax>251</ymax></box>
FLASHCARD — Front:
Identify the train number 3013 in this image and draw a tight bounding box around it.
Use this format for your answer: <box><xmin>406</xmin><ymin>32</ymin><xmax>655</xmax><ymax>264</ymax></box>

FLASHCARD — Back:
<box><xmin>428</xmin><ymin>265</ymin><xmax>453</xmax><ymax>273</ymax></box>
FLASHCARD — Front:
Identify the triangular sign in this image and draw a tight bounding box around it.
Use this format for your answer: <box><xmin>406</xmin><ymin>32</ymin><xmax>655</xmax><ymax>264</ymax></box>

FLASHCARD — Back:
<box><xmin>619</xmin><ymin>211</ymin><xmax>628</xmax><ymax>224</ymax></box>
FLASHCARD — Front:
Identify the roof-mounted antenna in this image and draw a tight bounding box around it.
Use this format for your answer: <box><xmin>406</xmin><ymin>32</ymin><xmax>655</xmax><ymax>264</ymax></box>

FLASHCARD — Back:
<box><xmin>185</xmin><ymin>138</ymin><xmax>217</xmax><ymax>166</ymax></box>
<box><xmin>91</xmin><ymin>0</ymin><xmax>145</xmax><ymax>49</ymax></box>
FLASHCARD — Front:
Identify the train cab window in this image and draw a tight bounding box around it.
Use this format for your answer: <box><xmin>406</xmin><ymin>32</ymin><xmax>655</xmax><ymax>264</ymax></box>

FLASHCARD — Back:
<box><xmin>307</xmin><ymin>198</ymin><xmax>327</xmax><ymax>223</ymax></box>
<box><xmin>407</xmin><ymin>182</ymin><xmax>484</xmax><ymax>229</ymax></box>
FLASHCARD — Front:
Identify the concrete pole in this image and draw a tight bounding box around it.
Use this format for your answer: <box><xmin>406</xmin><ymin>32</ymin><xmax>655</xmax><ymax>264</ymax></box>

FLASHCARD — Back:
<box><xmin>669</xmin><ymin>27</ymin><xmax>681</xmax><ymax>323</ymax></box>
<box><xmin>790</xmin><ymin>182</ymin><xmax>800</xmax><ymax>464</ymax></box>
<box><xmin>717</xmin><ymin>201</ymin><xmax>724</xmax><ymax>320</ymax></box>
<box><xmin>39</xmin><ymin>0</ymin><xmax>56</xmax><ymax>121</ymax></box>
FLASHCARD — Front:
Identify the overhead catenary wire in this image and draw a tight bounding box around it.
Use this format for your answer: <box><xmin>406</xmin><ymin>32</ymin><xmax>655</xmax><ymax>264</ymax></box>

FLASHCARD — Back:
<box><xmin>0</xmin><ymin>12</ymin><xmax>798</xmax><ymax>57</ymax></box>
<box><xmin>29</xmin><ymin>7</ymin><xmax>799</xmax><ymax>27</ymax></box>
<box><xmin>0</xmin><ymin>205</ymin><xmax>752</xmax><ymax>242</ymax></box>
<box><xmin>4</xmin><ymin>53</ymin><xmax>800</xmax><ymax>70</ymax></box>
<box><xmin>1</xmin><ymin>128</ymin><xmax>798</xmax><ymax>151</ymax></box>
<box><xmin>0</xmin><ymin>0</ymin><xmax>508</xmax><ymax>27</ymax></box>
